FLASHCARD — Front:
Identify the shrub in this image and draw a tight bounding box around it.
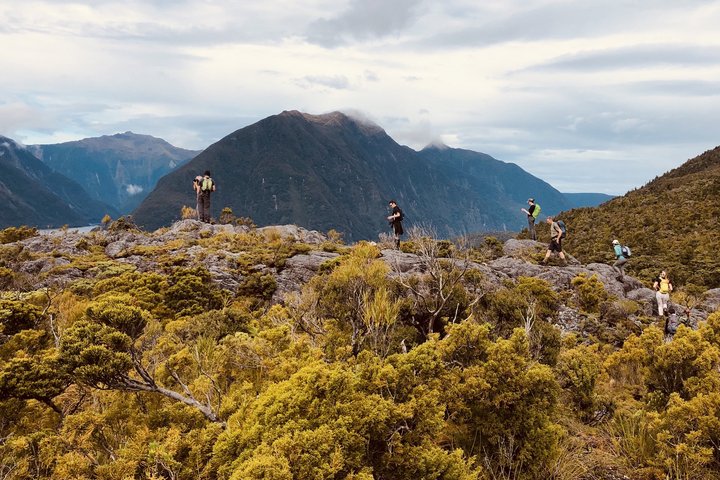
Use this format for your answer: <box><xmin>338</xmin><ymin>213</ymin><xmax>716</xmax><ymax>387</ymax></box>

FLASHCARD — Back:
<box><xmin>219</xmin><ymin>207</ymin><xmax>235</xmax><ymax>225</ymax></box>
<box><xmin>237</xmin><ymin>272</ymin><xmax>277</xmax><ymax>301</ymax></box>
<box><xmin>571</xmin><ymin>273</ymin><xmax>609</xmax><ymax>313</ymax></box>
<box><xmin>181</xmin><ymin>205</ymin><xmax>197</xmax><ymax>220</ymax></box>
<box><xmin>0</xmin><ymin>226</ymin><xmax>38</xmax><ymax>244</ymax></box>
<box><xmin>555</xmin><ymin>344</ymin><xmax>602</xmax><ymax>414</ymax></box>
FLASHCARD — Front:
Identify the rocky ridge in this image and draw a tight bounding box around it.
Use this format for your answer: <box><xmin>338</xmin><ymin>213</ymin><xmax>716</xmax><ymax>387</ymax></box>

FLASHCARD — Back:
<box><xmin>6</xmin><ymin>221</ymin><xmax>715</xmax><ymax>340</ymax></box>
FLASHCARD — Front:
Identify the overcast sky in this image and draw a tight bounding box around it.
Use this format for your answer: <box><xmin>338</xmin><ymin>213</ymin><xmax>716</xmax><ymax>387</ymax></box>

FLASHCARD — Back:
<box><xmin>2</xmin><ymin>0</ymin><xmax>720</xmax><ymax>194</ymax></box>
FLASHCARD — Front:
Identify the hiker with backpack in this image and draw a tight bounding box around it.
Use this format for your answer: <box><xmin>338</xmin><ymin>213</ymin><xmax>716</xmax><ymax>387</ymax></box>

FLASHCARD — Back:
<box><xmin>387</xmin><ymin>200</ymin><xmax>404</xmax><ymax>249</ymax></box>
<box><xmin>540</xmin><ymin>216</ymin><xmax>567</xmax><ymax>265</ymax></box>
<box><xmin>664</xmin><ymin>306</ymin><xmax>682</xmax><ymax>340</ymax></box>
<box><xmin>611</xmin><ymin>239</ymin><xmax>630</xmax><ymax>279</ymax></box>
<box><xmin>196</xmin><ymin>170</ymin><xmax>216</xmax><ymax>223</ymax></box>
<box><xmin>521</xmin><ymin>198</ymin><xmax>541</xmax><ymax>240</ymax></box>
<box><xmin>653</xmin><ymin>270</ymin><xmax>673</xmax><ymax>316</ymax></box>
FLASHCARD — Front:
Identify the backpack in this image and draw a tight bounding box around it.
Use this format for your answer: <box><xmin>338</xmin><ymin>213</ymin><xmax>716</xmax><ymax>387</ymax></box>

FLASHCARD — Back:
<box><xmin>532</xmin><ymin>204</ymin><xmax>541</xmax><ymax>219</ymax></box>
<box><xmin>201</xmin><ymin>177</ymin><xmax>214</xmax><ymax>192</ymax></box>
<box><xmin>557</xmin><ymin>220</ymin><xmax>567</xmax><ymax>239</ymax></box>
<box><xmin>621</xmin><ymin>245</ymin><xmax>632</xmax><ymax>258</ymax></box>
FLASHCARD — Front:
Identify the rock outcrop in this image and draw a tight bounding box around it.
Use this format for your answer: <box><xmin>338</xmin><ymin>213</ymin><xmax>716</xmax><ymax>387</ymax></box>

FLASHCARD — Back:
<box><xmin>5</xmin><ymin>221</ymin><xmax>715</xmax><ymax>337</ymax></box>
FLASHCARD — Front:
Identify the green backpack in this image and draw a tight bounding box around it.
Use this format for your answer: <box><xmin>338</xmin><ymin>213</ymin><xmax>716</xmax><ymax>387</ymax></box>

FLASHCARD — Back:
<box><xmin>532</xmin><ymin>204</ymin><xmax>541</xmax><ymax>219</ymax></box>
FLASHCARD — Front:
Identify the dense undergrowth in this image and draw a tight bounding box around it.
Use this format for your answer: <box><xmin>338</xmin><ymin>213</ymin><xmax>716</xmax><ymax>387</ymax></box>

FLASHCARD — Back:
<box><xmin>1</xmin><ymin>221</ymin><xmax>719</xmax><ymax>480</ymax></box>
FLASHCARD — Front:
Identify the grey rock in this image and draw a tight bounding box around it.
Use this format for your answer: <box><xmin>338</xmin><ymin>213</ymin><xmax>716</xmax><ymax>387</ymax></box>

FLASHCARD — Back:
<box><xmin>502</xmin><ymin>239</ymin><xmax>544</xmax><ymax>258</ymax></box>
<box><xmin>18</xmin><ymin>257</ymin><xmax>70</xmax><ymax>275</ymax></box>
<box><xmin>554</xmin><ymin>304</ymin><xmax>588</xmax><ymax>333</ymax></box>
<box><xmin>105</xmin><ymin>239</ymin><xmax>135</xmax><ymax>258</ymax></box>
<box><xmin>272</xmin><ymin>251</ymin><xmax>340</xmax><ymax>302</ymax></box>
<box><xmin>257</xmin><ymin>225</ymin><xmax>327</xmax><ymax>244</ymax></box>
<box><xmin>700</xmin><ymin>288</ymin><xmax>720</xmax><ymax>313</ymax></box>
<box><xmin>380</xmin><ymin>249</ymin><xmax>425</xmax><ymax>275</ymax></box>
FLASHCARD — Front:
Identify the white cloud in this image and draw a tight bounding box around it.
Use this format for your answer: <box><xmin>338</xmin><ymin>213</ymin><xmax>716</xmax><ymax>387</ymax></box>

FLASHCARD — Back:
<box><xmin>126</xmin><ymin>184</ymin><xmax>144</xmax><ymax>195</ymax></box>
<box><xmin>0</xmin><ymin>0</ymin><xmax>719</xmax><ymax>196</ymax></box>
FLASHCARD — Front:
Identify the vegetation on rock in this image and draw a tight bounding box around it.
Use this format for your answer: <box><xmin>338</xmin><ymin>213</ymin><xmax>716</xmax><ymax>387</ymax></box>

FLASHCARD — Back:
<box><xmin>1</xmin><ymin>220</ymin><xmax>719</xmax><ymax>479</ymax></box>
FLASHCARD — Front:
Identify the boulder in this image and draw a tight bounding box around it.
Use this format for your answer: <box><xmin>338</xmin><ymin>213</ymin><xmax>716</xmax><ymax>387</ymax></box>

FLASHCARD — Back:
<box><xmin>257</xmin><ymin>225</ymin><xmax>327</xmax><ymax>244</ymax></box>
<box><xmin>502</xmin><ymin>239</ymin><xmax>544</xmax><ymax>258</ymax></box>
<box><xmin>272</xmin><ymin>251</ymin><xmax>340</xmax><ymax>302</ymax></box>
<box><xmin>700</xmin><ymin>288</ymin><xmax>720</xmax><ymax>313</ymax></box>
<box><xmin>380</xmin><ymin>249</ymin><xmax>425</xmax><ymax>275</ymax></box>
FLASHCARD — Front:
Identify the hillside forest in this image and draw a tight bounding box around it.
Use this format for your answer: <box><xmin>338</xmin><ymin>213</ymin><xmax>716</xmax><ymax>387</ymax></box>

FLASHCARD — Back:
<box><xmin>552</xmin><ymin>146</ymin><xmax>720</xmax><ymax>291</ymax></box>
<box><xmin>1</xmin><ymin>214</ymin><xmax>720</xmax><ymax>480</ymax></box>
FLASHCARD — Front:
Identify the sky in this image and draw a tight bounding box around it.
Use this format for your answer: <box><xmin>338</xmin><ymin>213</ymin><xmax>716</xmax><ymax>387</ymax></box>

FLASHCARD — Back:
<box><xmin>2</xmin><ymin>0</ymin><xmax>720</xmax><ymax>195</ymax></box>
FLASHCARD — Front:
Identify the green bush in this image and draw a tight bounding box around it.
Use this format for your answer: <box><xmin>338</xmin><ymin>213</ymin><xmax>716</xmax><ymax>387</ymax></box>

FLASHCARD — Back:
<box><xmin>0</xmin><ymin>226</ymin><xmax>38</xmax><ymax>244</ymax></box>
<box><xmin>571</xmin><ymin>273</ymin><xmax>609</xmax><ymax>313</ymax></box>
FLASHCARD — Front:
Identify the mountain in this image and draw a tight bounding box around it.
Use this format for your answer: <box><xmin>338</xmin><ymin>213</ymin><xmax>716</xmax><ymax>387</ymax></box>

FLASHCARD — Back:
<box><xmin>416</xmin><ymin>145</ymin><xmax>572</xmax><ymax>225</ymax></box>
<box><xmin>0</xmin><ymin>136</ymin><xmax>117</xmax><ymax>228</ymax></box>
<box><xmin>562</xmin><ymin>192</ymin><xmax>615</xmax><ymax>209</ymax></box>
<box><xmin>133</xmin><ymin>111</ymin><xmax>574</xmax><ymax>239</ymax></box>
<box><xmin>30</xmin><ymin>132</ymin><xmax>201</xmax><ymax>213</ymax></box>
<box><xmin>558</xmin><ymin>146</ymin><xmax>720</xmax><ymax>288</ymax></box>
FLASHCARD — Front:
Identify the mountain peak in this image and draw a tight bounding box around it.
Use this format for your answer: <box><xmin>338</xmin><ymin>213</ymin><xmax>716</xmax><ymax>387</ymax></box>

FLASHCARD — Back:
<box><xmin>421</xmin><ymin>141</ymin><xmax>450</xmax><ymax>151</ymax></box>
<box><xmin>278</xmin><ymin>110</ymin><xmax>385</xmax><ymax>136</ymax></box>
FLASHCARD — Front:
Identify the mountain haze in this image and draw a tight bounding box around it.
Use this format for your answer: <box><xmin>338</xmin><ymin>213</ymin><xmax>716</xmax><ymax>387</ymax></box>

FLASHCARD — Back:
<box><xmin>133</xmin><ymin>111</ymin><xmax>575</xmax><ymax>239</ymax></box>
<box><xmin>562</xmin><ymin>192</ymin><xmax>615</xmax><ymax>209</ymax></box>
<box><xmin>30</xmin><ymin>132</ymin><xmax>200</xmax><ymax>213</ymax></box>
<box><xmin>0</xmin><ymin>136</ymin><xmax>116</xmax><ymax>228</ymax></box>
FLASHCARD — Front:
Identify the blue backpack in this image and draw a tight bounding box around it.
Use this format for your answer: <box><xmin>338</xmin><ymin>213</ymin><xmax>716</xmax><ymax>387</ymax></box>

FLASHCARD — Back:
<box><xmin>557</xmin><ymin>220</ymin><xmax>567</xmax><ymax>239</ymax></box>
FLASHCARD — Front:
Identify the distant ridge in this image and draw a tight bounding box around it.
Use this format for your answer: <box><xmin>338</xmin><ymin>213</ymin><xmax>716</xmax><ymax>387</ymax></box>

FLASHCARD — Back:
<box><xmin>0</xmin><ymin>136</ymin><xmax>116</xmax><ymax>228</ymax></box>
<box><xmin>133</xmin><ymin>110</ymin><xmax>577</xmax><ymax>239</ymax></box>
<box><xmin>562</xmin><ymin>192</ymin><xmax>615</xmax><ymax>209</ymax></box>
<box><xmin>30</xmin><ymin>132</ymin><xmax>200</xmax><ymax>213</ymax></box>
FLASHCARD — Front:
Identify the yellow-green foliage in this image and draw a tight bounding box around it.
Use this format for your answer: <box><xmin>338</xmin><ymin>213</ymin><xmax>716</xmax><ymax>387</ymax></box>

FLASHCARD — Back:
<box><xmin>480</xmin><ymin>277</ymin><xmax>561</xmax><ymax>364</ymax></box>
<box><xmin>571</xmin><ymin>273</ymin><xmax>609</xmax><ymax>313</ymax></box>
<box><xmin>5</xmin><ymin>220</ymin><xmax>720</xmax><ymax>480</ymax></box>
<box><xmin>0</xmin><ymin>226</ymin><xmax>38</xmax><ymax>244</ymax></box>
<box><xmin>300</xmin><ymin>242</ymin><xmax>396</xmax><ymax>357</ymax></box>
<box><xmin>181</xmin><ymin>205</ymin><xmax>197</xmax><ymax>219</ymax></box>
<box><xmin>164</xmin><ymin>267</ymin><xmax>225</xmax><ymax>317</ymax></box>
<box><xmin>600</xmin><ymin>313</ymin><xmax>720</xmax><ymax>478</ymax></box>
<box><xmin>555</xmin><ymin>344</ymin><xmax>602</xmax><ymax>414</ymax></box>
<box><xmin>559</xmin><ymin>147</ymin><xmax>720</xmax><ymax>288</ymax></box>
<box><xmin>209</xmin><ymin>323</ymin><xmax>558</xmax><ymax>480</ymax></box>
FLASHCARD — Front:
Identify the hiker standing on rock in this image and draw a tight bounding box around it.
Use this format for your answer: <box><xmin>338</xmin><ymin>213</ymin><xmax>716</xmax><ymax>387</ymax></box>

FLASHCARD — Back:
<box><xmin>612</xmin><ymin>239</ymin><xmax>628</xmax><ymax>279</ymax></box>
<box><xmin>653</xmin><ymin>270</ymin><xmax>673</xmax><ymax>316</ymax></box>
<box><xmin>197</xmin><ymin>170</ymin><xmax>216</xmax><ymax>223</ymax></box>
<box><xmin>387</xmin><ymin>200</ymin><xmax>404</xmax><ymax>249</ymax></box>
<box><xmin>540</xmin><ymin>216</ymin><xmax>567</xmax><ymax>265</ymax></box>
<box><xmin>521</xmin><ymin>198</ymin><xmax>541</xmax><ymax>241</ymax></box>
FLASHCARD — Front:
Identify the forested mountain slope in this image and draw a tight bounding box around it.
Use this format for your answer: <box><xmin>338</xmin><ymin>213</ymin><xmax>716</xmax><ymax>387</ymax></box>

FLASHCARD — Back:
<box><xmin>133</xmin><ymin>111</ymin><xmax>575</xmax><ymax>238</ymax></box>
<box><xmin>0</xmin><ymin>136</ymin><xmax>116</xmax><ymax>228</ymax></box>
<box><xmin>31</xmin><ymin>132</ymin><xmax>200</xmax><ymax>213</ymax></box>
<box><xmin>557</xmin><ymin>146</ymin><xmax>720</xmax><ymax>289</ymax></box>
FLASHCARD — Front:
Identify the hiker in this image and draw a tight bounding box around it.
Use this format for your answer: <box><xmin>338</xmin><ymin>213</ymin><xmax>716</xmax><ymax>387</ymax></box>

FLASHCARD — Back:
<box><xmin>192</xmin><ymin>174</ymin><xmax>204</xmax><ymax>220</ymax></box>
<box><xmin>387</xmin><ymin>200</ymin><xmax>404</xmax><ymax>249</ymax></box>
<box><xmin>540</xmin><ymin>216</ymin><xmax>566</xmax><ymax>265</ymax></box>
<box><xmin>612</xmin><ymin>239</ymin><xmax>628</xmax><ymax>279</ymax></box>
<box><xmin>664</xmin><ymin>306</ymin><xmax>681</xmax><ymax>340</ymax></box>
<box><xmin>653</xmin><ymin>270</ymin><xmax>673</xmax><ymax>316</ymax></box>
<box><xmin>521</xmin><ymin>198</ymin><xmax>541</xmax><ymax>240</ymax></box>
<box><xmin>197</xmin><ymin>170</ymin><xmax>216</xmax><ymax>223</ymax></box>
